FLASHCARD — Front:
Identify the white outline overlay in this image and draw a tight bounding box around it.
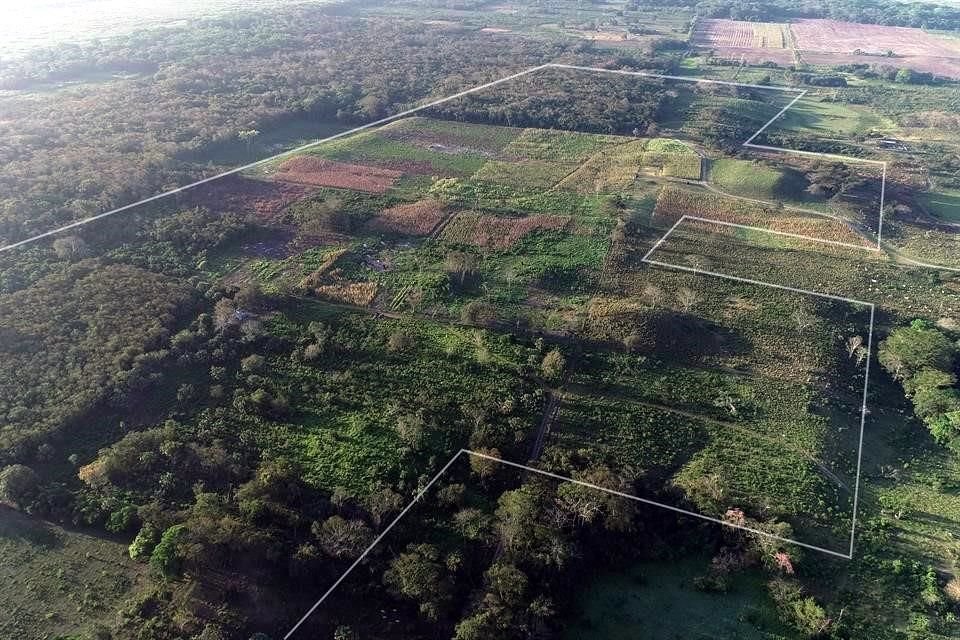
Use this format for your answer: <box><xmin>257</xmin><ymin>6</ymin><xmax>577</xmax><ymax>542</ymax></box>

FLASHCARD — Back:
<box><xmin>286</xmin><ymin>214</ymin><xmax>878</xmax><ymax>638</ymax></box>
<box><xmin>640</xmin><ymin>214</ymin><xmax>875</xmax><ymax>558</ymax></box>
<box><xmin>1</xmin><ymin>62</ymin><xmax>890</xmax><ymax>254</ymax></box>
<box><xmin>0</xmin><ymin>62</ymin><xmax>898</xmax><ymax>633</ymax></box>
<box><xmin>284</xmin><ymin>447</ymin><xmax>862</xmax><ymax>639</ymax></box>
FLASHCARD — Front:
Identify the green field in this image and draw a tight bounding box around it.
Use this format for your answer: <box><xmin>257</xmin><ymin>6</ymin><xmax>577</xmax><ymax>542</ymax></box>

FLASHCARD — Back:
<box><xmin>565</xmin><ymin>556</ymin><xmax>799</xmax><ymax>640</ymax></box>
<box><xmin>774</xmin><ymin>96</ymin><xmax>898</xmax><ymax>137</ymax></box>
<box><xmin>919</xmin><ymin>189</ymin><xmax>960</xmax><ymax>222</ymax></box>
<box><xmin>708</xmin><ymin>158</ymin><xmax>788</xmax><ymax>199</ymax></box>
<box><xmin>0</xmin><ymin>508</ymin><xmax>142</xmax><ymax>639</ymax></box>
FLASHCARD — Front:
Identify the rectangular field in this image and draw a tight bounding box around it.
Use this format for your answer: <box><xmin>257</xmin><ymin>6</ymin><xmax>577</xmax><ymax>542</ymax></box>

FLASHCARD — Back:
<box><xmin>693</xmin><ymin>19</ymin><xmax>790</xmax><ymax>50</ymax></box>
<box><xmin>693</xmin><ymin>18</ymin><xmax>960</xmax><ymax>78</ymax></box>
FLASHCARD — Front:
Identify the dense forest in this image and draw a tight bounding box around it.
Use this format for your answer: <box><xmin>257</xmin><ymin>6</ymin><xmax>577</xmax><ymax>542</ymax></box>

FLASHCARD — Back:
<box><xmin>0</xmin><ymin>10</ymin><xmax>579</xmax><ymax>246</ymax></box>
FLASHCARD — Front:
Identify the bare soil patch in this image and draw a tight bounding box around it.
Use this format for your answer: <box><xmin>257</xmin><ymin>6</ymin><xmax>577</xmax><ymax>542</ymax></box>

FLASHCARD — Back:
<box><xmin>368</xmin><ymin>199</ymin><xmax>447</xmax><ymax>236</ymax></box>
<box><xmin>441</xmin><ymin>212</ymin><xmax>570</xmax><ymax>249</ymax></box>
<box><xmin>274</xmin><ymin>156</ymin><xmax>402</xmax><ymax>193</ymax></box>
<box><xmin>186</xmin><ymin>175</ymin><xmax>311</xmax><ymax>220</ymax></box>
<box><xmin>694</xmin><ymin>18</ymin><xmax>960</xmax><ymax>78</ymax></box>
<box><xmin>792</xmin><ymin>19</ymin><xmax>960</xmax><ymax>59</ymax></box>
<box><xmin>693</xmin><ymin>19</ymin><xmax>789</xmax><ymax>49</ymax></box>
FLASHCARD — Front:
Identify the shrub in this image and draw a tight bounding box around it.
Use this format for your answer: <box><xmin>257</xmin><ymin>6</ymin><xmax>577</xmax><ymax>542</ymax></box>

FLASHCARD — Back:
<box><xmin>0</xmin><ymin>464</ymin><xmax>40</xmax><ymax>509</ymax></box>
<box><xmin>150</xmin><ymin>524</ymin><xmax>187</xmax><ymax>579</ymax></box>
<box><xmin>461</xmin><ymin>301</ymin><xmax>498</xmax><ymax>327</ymax></box>
<box><xmin>240</xmin><ymin>354</ymin><xmax>266</xmax><ymax>372</ymax></box>
<box><xmin>541</xmin><ymin>349</ymin><xmax>566</xmax><ymax>382</ymax></box>
<box><xmin>129</xmin><ymin>524</ymin><xmax>161</xmax><ymax>560</ymax></box>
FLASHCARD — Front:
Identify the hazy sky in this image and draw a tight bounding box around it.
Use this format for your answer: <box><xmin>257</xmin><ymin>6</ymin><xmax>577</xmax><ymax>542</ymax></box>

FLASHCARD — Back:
<box><xmin>0</xmin><ymin>0</ymin><xmax>313</xmax><ymax>58</ymax></box>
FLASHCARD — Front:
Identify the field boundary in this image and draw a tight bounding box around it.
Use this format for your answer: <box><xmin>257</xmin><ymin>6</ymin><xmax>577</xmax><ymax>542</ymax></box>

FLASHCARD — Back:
<box><xmin>286</xmin><ymin>211</ymin><xmax>878</xmax><ymax>640</ymax></box>
<box><xmin>551</xmin><ymin>63</ymin><xmax>886</xmax><ymax>251</ymax></box>
<box><xmin>2</xmin><ymin>62</ymin><xmax>891</xmax><ymax>255</ymax></box>
<box><xmin>283</xmin><ymin>447</ymin><xmax>859</xmax><ymax>639</ymax></box>
<box><xmin>0</xmin><ymin>61</ymin><xmax>896</xmax><ymax>635</ymax></box>
<box><xmin>641</xmin><ymin>213</ymin><xmax>875</xmax><ymax>562</ymax></box>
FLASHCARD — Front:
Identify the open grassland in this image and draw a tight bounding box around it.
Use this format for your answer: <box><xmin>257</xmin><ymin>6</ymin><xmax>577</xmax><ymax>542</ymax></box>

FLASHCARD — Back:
<box><xmin>558</xmin><ymin>138</ymin><xmax>702</xmax><ymax>193</ymax></box>
<box><xmin>380</xmin><ymin>116</ymin><xmax>521</xmax><ymax>155</ymax></box>
<box><xmin>565</xmin><ymin>556</ymin><xmax>799</xmax><ymax>640</ymax></box>
<box><xmin>884</xmin><ymin>218</ymin><xmax>960</xmax><ymax>271</ymax></box>
<box><xmin>503</xmin><ymin>127</ymin><xmax>626</xmax><ymax>162</ymax></box>
<box><xmin>293</xmin><ymin>128</ymin><xmax>490</xmax><ymax>177</ymax></box>
<box><xmin>473</xmin><ymin>159</ymin><xmax>573</xmax><ymax>189</ymax></box>
<box><xmin>709</xmin><ymin>158</ymin><xmax>795</xmax><ymax>199</ymax></box>
<box><xmin>637</xmin><ymin>219</ymin><xmax>960</xmax><ymax>321</ymax></box>
<box><xmin>919</xmin><ymin>189</ymin><xmax>960</xmax><ymax>223</ymax></box>
<box><xmin>440</xmin><ymin>212</ymin><xmax>571</xmax><ymax>249</ymax></box>
<box><xmin>772</xmin><ymin>95</ymin><xmax>898</xmax><ymax>141</ymax></box>
<box><xmin>0</xmin><ymin>508</ymin><xmax>142</xmax><ymax>640</ymax></box>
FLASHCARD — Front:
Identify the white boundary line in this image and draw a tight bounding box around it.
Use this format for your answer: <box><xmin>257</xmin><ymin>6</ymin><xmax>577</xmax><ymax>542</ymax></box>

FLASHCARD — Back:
<box><xmin>2</xmin><ymin>62</ymin><xmax>891</xmax><ymax>255</ymax></box>
<box><xmin>0</xmin><ymin>64</ymin><xmax>553</xmax><ymax>254</ymax></box>
<box><xmin>682</xmin><ymin>214</ymin><xmax>874</xmax><ymax>252</ymax></box>
<box><xmin>640</xmin><ymin>213</ymin><xmax>875</xmax><ymax>561</ymax></box>
<box><xmin>0</xmin><ymin>61</ymin><xmax>898</xmax><ymax>630</ymax></box>
<box><xmin>284</xmin><ymin>447</ymin><xmax>855</xmax><ymax>638</ymax></box>
<box><xmin>283</xmin><ymin>450</ymin><xmax>466</xmax><ymax>640</ymax></box>
<box><xmin>848</xmin><ymin>305</ymin><xmax>875</xmax><ymax>555</ymax></box>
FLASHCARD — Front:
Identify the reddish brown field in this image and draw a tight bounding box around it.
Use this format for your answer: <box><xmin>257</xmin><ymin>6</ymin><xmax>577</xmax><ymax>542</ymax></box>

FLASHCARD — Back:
<box><xmin>362</xmin><ymin>159</ymin><xmax>442</xmax><ymax>175</ymax></box>
<box><xmin>441</xmin><ymin>212</ymin><xmax>570</xmax><ymax>249</ymax></box>
<box><xmin>694</xmin><ymin>18</ymin><xmax>960</xmax><ymax>78</ymax></box>
<box><xmin>792</xmin><ymin>19</ymin><xmax>960</xmax><ymax>59</ymax></box>
<box><xmin>800</xmin><ymin>50</ymin><xmax>960</xmax><ymax>79</ymax></box>
<box><xmin>368</xmin><ymin>199</ymin><xmax>447</xmax><ymax>236</ymax></box>
<box><xmin>274</xmin><ymin>156</ymin><xmax>402</xmax><ymax>193</ymax></box>
<box><xmin>186</xmin><ymin>175</ymin><xmax>310</xmax><ymax>220</ymax></box>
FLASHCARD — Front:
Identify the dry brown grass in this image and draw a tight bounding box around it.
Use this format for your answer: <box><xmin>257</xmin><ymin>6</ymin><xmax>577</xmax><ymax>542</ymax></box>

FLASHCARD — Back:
<box><xmin>945</xmin><ymin>577</ymin><xmax>960</xmax><ymax>603</ymax></box>
<box><xmin>315</xmin><ymin>282</ymin><xmax>378</xmax><ymax>306</ymax></box>
<box><xmin>275</xmin><ymin>156</ymin><xmax>402</xmax><ymax>193</ymax></box>
<box><xmin>441</xmin><ymin>212</ymin><xmax>570</xmax><ymax>249</ymax></box>
<box><xmin>368</xmin><ymin>199</ymin><xmax>447</xmax><ymax>236</ymax></box>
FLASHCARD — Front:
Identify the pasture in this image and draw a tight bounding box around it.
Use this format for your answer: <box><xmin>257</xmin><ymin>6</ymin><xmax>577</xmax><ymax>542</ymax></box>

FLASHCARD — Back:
<box><xmin>0</xmin><ymin>508</ymin><xmax>142</xmax><ymax>640</ymax></box>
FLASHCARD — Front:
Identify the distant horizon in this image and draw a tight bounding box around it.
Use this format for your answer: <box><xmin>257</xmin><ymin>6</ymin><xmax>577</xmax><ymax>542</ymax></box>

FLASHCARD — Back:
<box><xmin>0</xmin><ymin>0</ymin><xmax>321</xmax><ymax>59</ymax></box>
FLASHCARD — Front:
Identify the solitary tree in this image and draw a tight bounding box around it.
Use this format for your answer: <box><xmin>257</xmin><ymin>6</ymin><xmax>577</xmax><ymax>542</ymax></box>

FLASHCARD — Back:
<box><xmin>52</xmin><ymin>235</ymin><xmax>88</xmax><ymax>260</ymax></box>
<box><xmin>846</xmin><ymin>335</ymin><xmax>864</xmax><ymax>358</ymax></box>
<box><xmin>642</xmin><ymin>283</ymin><xmax>665</xmax><ymax>307</ymax></box>
<box><xmin>366</xmin><ymin>487</ymin><xmax>404</xmax><ymax>528</ymax></box>
<box><xmin>468</xmin><ymin>447</ymin><xmax>501</xmax><ymax>480</ymax></box>
<box><xmin>792</xmin><ymin>309</ymin><xmax>815</xmax><ymax>335</ymax></box>
<box><xmin>485</xmin><ymin>562</ymin><xmax>528</xmax><ymax>607</ymax></box>
<box><xmin>313</xmin><ymin>516</ymin><xmax>373</xmax><ymax>559</ymax></box>
<box><xmin>383</xmin><ymin>543</ymin><xmax>448</xmax><ymax>619</ymax></box>
<box><xmin>541</xmin><ymin>348</ymin><xmax>566</xmax><ymax>382</ymax></box>
<box><xmin>237</xmin><ymin>128</ymin><xmax>260</xmax><ymax>155</ymax></box>
<box><xmin>676</xmin><ymin>287</ymin><xmax>698</xmax><ymax>312</ymax></box>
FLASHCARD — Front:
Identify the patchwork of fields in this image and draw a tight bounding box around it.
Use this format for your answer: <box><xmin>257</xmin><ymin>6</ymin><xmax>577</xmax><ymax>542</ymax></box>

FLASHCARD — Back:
<box><xmin>5</xmin><ymin>59</ymin><xmax>960</xmax><ymax>640</ymax></box>
<box><xmin>693</xmin><ymin>17</ymin><xmax>960</xmax><ymax>78</ymax></box>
